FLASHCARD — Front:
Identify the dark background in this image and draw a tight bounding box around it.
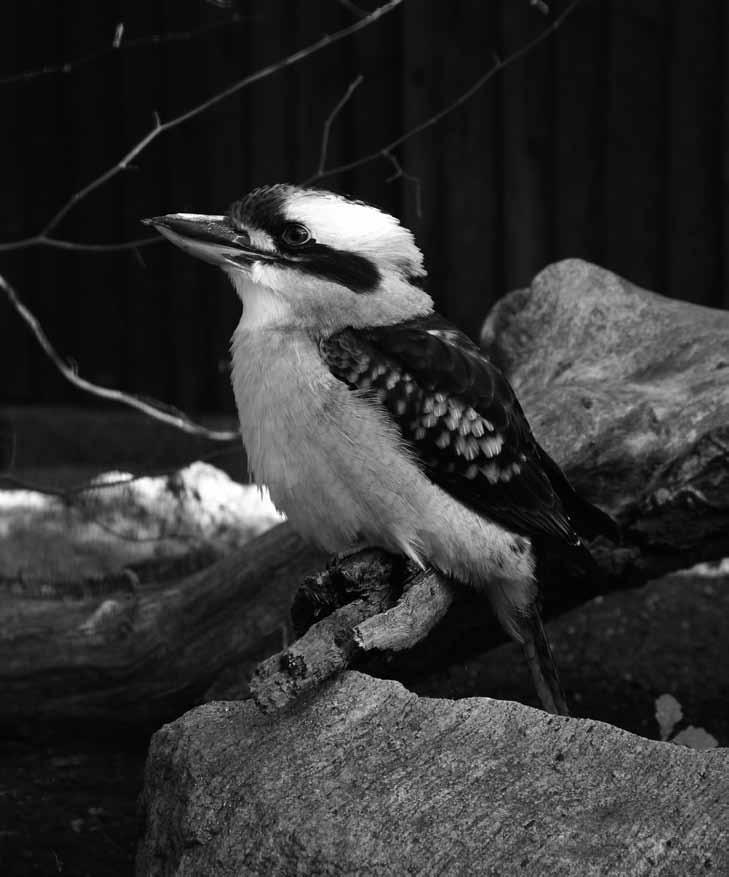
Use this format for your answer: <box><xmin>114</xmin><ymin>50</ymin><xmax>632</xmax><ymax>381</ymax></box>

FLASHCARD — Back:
<box><xmin>2</xmin><ymin>4</ymin><xmax>728</xmax><ymax>873</ymax></box>
<box><xmin>2</xmin><ymin>0</ymin><xmax>728</xmax><ymax>416</ymax></box>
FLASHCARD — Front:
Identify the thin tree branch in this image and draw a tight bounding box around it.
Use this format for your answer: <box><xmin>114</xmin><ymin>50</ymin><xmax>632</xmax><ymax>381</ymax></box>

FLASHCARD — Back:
<box><xmin>2</xmin><ymin>0</ymin><xmax>401</xmax><ymax>246</ymax></box>
<box><xmin>0</xmin><ymin>14</ymin><xmax>254</xmax><ymax>87</ymax></box>
<box><xmin>302</xmin><ymin>0</ymin><xmax>584</xmax><ymax>186</ymax></box>
<box><xmin>0</xmin><ymin>272</ymin><xmax>240</xmax><ymax>442</ymax></box>
<box><xmin>43</xmin><ymin>236</ymin><xmax>162</xmax><ymax>253</ymax></box>
<box><xmin>0</xmin><ymin>236</ymin><xmax>161</xmax><ymax>254</ymax></box>
<box><xmin>382</xmin><ymin>150</ymin><xmax>422</xmax><ymax>218</ymax></box>
<box><xmin>317</xmin><ymin>74</ymin><xmax>364</xmax><ymax>177</ymax></box>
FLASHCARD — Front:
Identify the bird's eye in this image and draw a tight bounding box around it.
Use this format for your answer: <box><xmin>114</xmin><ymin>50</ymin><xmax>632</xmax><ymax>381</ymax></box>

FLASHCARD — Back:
<box><xmin>280</xmin><ymin>223</ymin><xmax>312</xmax><ymax>248</ymax></box>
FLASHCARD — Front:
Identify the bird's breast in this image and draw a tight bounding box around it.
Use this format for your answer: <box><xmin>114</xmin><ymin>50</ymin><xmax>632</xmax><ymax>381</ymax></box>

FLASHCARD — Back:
<box><xmin>230</xmin><ymin>325</ymin><xmax>413</xmax><ymax>552</ymax></box>
<box><xmin>229</xmin><ymin>323</ymin><xmax>536</xmax><ymax>606</ymax></box>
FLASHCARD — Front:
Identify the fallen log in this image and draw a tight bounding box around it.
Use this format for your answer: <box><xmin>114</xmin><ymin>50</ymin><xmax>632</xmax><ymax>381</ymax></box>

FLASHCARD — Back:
<box><xmin>2</xmin><ymin>260</ymin><xmax>728</xmax><ymax>725</ymax></box>
<box><xmin>0</xmin><ymin>517</ymin><xmax>327</xmax><ymax>729</ymax></box>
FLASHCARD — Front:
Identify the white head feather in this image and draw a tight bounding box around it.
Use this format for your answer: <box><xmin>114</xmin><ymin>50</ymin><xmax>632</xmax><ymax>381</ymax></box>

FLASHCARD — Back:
<box><xmin>283</xmin><ymin>189</ymin><xmax>426</xmax><ymax>279</ymax></box>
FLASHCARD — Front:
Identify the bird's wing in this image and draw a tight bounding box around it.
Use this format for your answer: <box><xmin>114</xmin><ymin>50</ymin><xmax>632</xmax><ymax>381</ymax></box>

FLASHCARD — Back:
<box><xmin>320</xmin><ymin>313</ymin><xmax>581</xmax><ymax>546</ymax></box>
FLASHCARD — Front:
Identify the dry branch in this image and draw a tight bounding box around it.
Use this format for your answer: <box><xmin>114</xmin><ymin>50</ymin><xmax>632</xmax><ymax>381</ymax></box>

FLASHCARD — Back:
<box><xmin>0</xmin><ymin>273</ymin><xmax>239</xmax><ymax>443</ymax></box>
<box><xmin>250</xmin><ymin>550</ymin><xmax>401</xmax><ymax>711</ymax></box>
<box><xmin>316</xmin><ymin>74</ymin><xmax>365</xmax><ymax>177</ymax></box>
<box><xmin>249</xmin><ymin>557</ymin><xmax>456</xmax><ymax>711</ymax></box>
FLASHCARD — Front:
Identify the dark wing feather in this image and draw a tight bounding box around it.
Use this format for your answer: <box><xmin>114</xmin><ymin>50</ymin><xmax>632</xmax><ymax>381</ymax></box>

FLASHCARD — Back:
<box><xmin>321</xmin><ymin>313</ymin><xmax>584</xmax><ymax>546</ymax></box>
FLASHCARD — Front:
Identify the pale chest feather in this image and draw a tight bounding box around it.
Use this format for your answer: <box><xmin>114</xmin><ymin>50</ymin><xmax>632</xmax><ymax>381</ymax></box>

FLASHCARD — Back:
<box><xmin>230</xmin><ymin>326</ymin><xmax>415</xmax><ymax>551</ymax></box>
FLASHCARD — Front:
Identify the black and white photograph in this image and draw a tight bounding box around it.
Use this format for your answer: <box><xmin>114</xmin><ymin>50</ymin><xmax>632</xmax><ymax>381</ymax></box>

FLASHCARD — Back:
<box><xmin>1</xmin><ymin>1</ymin><xmax>728</xmax><ymax>874</ymax></box>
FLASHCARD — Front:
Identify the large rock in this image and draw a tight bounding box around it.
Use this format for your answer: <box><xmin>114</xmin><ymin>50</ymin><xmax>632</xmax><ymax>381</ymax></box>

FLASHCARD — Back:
<box><xmin>137</xmin><ymin>672</ymin><xmax>729</xmax><ymax>876</ymax></box>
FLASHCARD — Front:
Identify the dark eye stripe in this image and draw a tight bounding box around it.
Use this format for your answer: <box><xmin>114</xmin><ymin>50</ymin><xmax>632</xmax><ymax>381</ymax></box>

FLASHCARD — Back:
<box><xmin>296</xmin><ymin>243</ymin><xmax>380</xmax><ymax>293</ymax></box>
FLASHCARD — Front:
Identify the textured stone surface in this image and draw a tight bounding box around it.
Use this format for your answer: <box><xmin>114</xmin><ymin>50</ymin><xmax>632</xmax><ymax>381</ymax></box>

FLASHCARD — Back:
<box><xmin>137</xmin><ymin>672</ymin><xmax>729</xmax><ymax>876</ymax></box>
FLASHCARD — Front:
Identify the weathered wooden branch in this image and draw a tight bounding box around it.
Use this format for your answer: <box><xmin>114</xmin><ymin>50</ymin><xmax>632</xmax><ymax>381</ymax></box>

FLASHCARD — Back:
<box><xmin>2</xmin><ymin>260</ymin><xmax>728</xmax><ymax>724</ymax></box>
<box><xmin>250</xmin><ymin>561</ymin><xmax>455</xmax><ymax>711</ymax></box>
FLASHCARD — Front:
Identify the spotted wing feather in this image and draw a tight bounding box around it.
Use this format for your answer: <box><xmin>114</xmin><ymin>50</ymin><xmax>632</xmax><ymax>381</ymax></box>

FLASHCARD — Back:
<box><xmin>321</xmin><ymin>314</ymin><xmax>580</xmax><ymax>546</ymax></box>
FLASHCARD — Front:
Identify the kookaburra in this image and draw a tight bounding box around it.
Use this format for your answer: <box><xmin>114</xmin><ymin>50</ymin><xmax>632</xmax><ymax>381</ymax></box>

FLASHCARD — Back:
<box><xmin>144</xmin><ymin>185</ymin><xmax>617</xmax><ymax>716</ymax></box>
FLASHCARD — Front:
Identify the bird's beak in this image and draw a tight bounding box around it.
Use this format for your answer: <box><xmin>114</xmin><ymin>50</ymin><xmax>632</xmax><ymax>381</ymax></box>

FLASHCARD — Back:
<box><xmin>141</xmin><ymin>213</ymin><xmax>278</xmax><ymax>269</ymax></box>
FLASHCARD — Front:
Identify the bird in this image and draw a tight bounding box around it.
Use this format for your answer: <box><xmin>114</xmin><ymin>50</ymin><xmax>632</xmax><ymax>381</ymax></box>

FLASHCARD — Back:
<box><xmin>143</xmin><ymin>184</ymin><xmax>618</xmax><ymax>716</ymax></box>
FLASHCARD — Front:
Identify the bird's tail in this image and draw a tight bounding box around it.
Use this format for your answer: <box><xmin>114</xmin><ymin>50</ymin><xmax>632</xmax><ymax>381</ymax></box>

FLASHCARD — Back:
<box><xmin>515</xmin><ymin>609</ymin><xmax>570</xmax><ymax>716</ymax></box>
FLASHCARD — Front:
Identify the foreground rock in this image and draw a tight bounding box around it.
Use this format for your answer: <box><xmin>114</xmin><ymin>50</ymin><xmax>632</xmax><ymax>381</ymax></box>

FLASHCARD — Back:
<box><xmin>137</xmin><ymin>673</ymin><xmax>729</xmax><ymax>876</ymax></box>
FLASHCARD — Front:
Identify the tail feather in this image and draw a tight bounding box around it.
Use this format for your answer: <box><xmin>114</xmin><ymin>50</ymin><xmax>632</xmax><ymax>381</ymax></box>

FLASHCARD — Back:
<box><xmin>536</xmin><ymin>443</ymin><xmax>621</xmax><ymax>544</ymax></box>
<box><xmin>516</xmin><ymin>610</ymin><xmax>570</xmax><ymax>716</ymax></box>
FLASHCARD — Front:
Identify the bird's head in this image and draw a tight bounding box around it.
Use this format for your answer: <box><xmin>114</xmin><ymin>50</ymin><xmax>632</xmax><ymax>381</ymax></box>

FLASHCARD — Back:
<box><xmin>143</xmin><ymin>184</ymin><xmax>432</xmax><ymax>333</ymax></box>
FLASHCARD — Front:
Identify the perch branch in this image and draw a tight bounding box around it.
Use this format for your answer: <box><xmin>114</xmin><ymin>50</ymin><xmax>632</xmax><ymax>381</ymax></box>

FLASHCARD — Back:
<box><xmin>352</xmin><ymin>567</ymin><xmax>455</xmax><ymax>652</ymax></box>
<box><xmin>250</xmin><ymin>554</ymin><xmax>456</xmax><ymax>712</ymax></box>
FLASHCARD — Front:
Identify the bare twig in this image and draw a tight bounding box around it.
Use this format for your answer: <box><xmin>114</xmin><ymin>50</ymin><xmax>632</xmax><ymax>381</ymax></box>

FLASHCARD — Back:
<box><xmin>317</xmin><ymin>74</ymin><xmax>365</xmax><ymax>176</ymax></box>
<box><xmin>0</xmin><ymin>272</ymin><xmax>240</xmax><ymax>442</ymax></box>
<box><xmin>383</xmin><ymin>150</ymin><xmax>422</xmax><ymax>218</ymax></box>
<box><xmin>0</xmin><ymin>236</ymin><xmax>161</xmax><ymax>254</ymax></box>
<box><xmin>303</xmin><ymin>0</ymin><xmax>584</xmax><ymax>186</ymax></box>
<box><xmin>0</xmin><ymin>14</ymin><xmax>253</xmax><ymax>87</ymax></box>
<box><xmin>0</xmin><ymin>0</ymin><xmax>402</xmax><ymax>250</ymax></box>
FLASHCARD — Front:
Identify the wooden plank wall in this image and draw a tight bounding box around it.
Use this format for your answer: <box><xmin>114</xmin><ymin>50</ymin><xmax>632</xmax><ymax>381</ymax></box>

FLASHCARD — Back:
<box><xmin>1</xmin><ymin>0</ymin><xmax>727</xmax><ymax>413</ymax></box>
